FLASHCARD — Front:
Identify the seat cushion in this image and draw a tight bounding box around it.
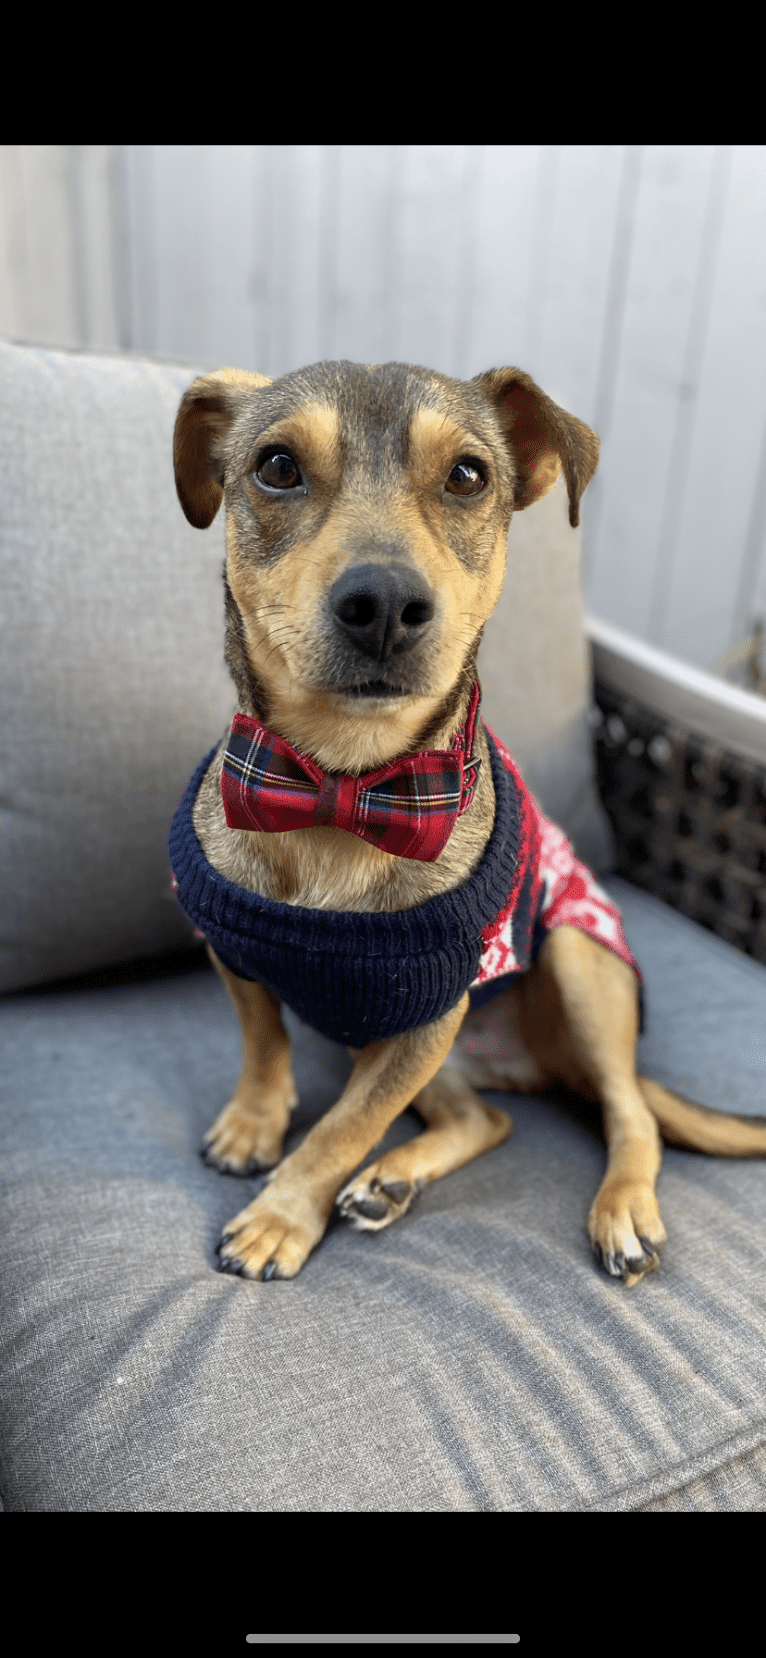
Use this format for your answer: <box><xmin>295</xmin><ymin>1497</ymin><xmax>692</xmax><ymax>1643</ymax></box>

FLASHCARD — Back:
<box><xmin>1</xmin><ymin>878</ymin><xmax>765</xmax><ymax>1512</ymax></box>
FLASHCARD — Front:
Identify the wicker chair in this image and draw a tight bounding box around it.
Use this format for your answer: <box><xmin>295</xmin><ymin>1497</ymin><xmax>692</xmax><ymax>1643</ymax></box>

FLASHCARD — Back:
<box><xmin>587</xmin><ymin>614</ymin><xmax>766</xmax><ymax>967</ymax></box>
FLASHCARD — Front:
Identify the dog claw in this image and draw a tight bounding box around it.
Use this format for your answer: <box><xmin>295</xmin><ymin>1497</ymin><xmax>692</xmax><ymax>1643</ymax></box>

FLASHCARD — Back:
<box><xmin>593</xmin><ymin>1233</ymin><xmax>662</xmax><ymax>1282</ymax></box>
<box><xmin>200</xmin><ymin>1142</ymin><xmax>272</xmax><ymax>1177</ymax></box>
<box><xmin>217</xmin><ymin>1254</ymin><xmax>244</xmax><ymax>1274</ymax></box>
<box><xmin>262</xmin><ymin>1261</ymin><xmax>278</xmax><ymax>1281</ymax></box>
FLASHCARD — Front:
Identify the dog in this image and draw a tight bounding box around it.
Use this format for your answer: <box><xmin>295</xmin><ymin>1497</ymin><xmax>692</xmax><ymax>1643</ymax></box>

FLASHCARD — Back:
<box><xmin>170</xmin><ymin>358</ymin><xmax>766</xmax><ymax>1287</ymax></box>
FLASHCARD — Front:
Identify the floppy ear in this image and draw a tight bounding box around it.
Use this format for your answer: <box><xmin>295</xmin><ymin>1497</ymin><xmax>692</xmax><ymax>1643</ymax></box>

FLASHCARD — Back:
<box><xmin>173</xmin><ymin>367</ymin><xmax>272</xmax><ymax>529</ymax></box>
<box><xmin>474</xmin><ymin>367</ymin><xmax>599</xmax><ymax>528</ymax></box>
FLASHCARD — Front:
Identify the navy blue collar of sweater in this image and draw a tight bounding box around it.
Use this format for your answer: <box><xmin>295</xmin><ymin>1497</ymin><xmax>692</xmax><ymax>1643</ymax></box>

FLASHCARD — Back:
<box><xmin>169</xmin><ymin>726</ymin><xmax>524</xmax><ymax>1047</ymax></box>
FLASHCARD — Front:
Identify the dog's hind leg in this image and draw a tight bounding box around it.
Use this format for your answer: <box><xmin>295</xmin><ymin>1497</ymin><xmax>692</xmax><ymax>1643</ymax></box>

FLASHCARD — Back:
<box><xmin>516</xmin><ymin>925</ymin><xmax>667</xmax><ymax>1286</ymax></box>
<box><xmin>336</xmin><ymin>1063</ymin><xmax>511</xmax><ymax>1232</ymax></box>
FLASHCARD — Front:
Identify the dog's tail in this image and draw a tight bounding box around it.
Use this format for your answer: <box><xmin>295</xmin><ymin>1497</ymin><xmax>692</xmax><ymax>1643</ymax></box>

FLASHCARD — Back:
<box><xmin>638</xmin><ymin>1076</ymin><xmax>766</xmax><ymax>1156</ymax></box>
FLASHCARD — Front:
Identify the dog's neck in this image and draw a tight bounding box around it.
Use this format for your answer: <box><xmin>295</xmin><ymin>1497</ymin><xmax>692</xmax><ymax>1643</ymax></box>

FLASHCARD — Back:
<box><xmin>192</xmin><ymin>687</ymin><xmax>494</xmax><ymax>914</ymax></box>
<box><xmin>232</xmin><ymin>675</ymin><xmax>480</xmax><ymax>777</ymax></box>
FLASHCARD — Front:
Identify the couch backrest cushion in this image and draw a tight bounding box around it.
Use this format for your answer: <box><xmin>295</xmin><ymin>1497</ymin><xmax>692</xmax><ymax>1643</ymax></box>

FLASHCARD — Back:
<box><xmin>0</xmin><ymin>340</ymin><xmax>611</xmax><ymax>992</ymax></box>
<box><xmin>478</xmin><ymin>472</ymin><xmax>613</xmax><ymax>875</ymax></box>
<box><xmin>1</xmin><ymin>341</ymin><xmax>234</xmax><ymax>991</ymax></box>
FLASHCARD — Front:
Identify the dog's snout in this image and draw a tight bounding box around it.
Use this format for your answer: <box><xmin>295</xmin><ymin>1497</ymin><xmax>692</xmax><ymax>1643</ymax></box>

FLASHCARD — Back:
<box><xmin>329</xmin><ymin>562</ymin><xmax>435</xmax><ymax>662</ymax></box>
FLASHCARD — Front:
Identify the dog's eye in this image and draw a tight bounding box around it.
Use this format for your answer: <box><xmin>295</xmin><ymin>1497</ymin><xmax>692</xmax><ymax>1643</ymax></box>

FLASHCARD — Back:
<box><xmin>446</xmin><ymin>460</ymin><xmax>486</xmax><ymax>497</ymax></box>
<box><xmin>255</xmin><ymin>451</ymin><xmax>303</xmax><ymax>491</ymax></box>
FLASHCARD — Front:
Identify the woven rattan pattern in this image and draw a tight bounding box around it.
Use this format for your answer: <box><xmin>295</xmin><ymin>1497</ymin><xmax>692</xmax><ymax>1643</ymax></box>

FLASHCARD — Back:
<box><xmin>591</xmin><ymin>681</ymin><xmax>766</xmax><ymax>966</ymax></box>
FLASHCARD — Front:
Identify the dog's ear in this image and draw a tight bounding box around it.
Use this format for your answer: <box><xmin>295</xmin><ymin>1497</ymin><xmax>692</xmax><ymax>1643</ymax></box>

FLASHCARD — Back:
<box><xmin>173</xmin><ymin>367</ymin><xmax>272</xmax><ymax>529</ymax></box>
<box><xmin>474</xmin><ymin>368</ymin><xmax>599</xmax><ymax>528</ymax></box>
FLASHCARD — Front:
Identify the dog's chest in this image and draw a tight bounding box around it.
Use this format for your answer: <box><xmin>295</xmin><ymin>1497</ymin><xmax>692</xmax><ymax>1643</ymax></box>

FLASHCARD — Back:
<box><xmin>191</xmin><ymin>735</ymin><xmax>495</xmax><ymax>913</ymax></box>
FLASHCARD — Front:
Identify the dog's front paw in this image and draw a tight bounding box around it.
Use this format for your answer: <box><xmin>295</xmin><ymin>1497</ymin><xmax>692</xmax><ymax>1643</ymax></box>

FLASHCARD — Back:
<box><xmin>588</xmin><ymin>1179</ymin><xmax>667</xmax><ymax>1287</ymax></box>
<box><xmin>336</xmin><ymin>1162</ymin><xmax>422</xmax><ymax>1232</ymax></box>
<box><xmin>201</xmin><ymin>1081</ymin><xmax>298</xmax><ymax>1176</ymax></box>
<box><xmin>216</xmin><ymin>1181</ymin><xmax>326</xmax><ymax>1280</ymax></box>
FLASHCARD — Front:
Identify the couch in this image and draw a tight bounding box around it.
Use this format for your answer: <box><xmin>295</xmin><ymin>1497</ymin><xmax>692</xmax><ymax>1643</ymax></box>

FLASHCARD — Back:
<box><xmin>2</xmin><ymin>337</ymin><xmax>765</xmax><ymax>1512</ymax></box>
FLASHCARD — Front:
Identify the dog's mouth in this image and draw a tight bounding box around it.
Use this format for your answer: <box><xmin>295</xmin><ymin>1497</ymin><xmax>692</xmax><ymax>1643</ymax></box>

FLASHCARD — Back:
<box><xmin>342</xmin><ymin>679</ymin><xmax>410</xmax><ymax>699</ymax></box>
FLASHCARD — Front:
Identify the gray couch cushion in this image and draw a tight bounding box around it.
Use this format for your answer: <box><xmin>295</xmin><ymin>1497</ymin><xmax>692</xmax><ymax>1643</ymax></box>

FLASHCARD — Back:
<box><xmin>1</xmin><ymin>877</ymin><xmax>765</xmax><ymax>1512</ymax></box>
<box><xmin>478</xmin><ymin>472</ymin><xmax>614</xmax><ymax>875</ymax></box>
<box><xmin>0</xmin><ymin>340</ymin><xmax>235</xmax><ymax>993</ymax></box>
<box><xmin>1</xmin><ymin>339</ymin><xmax>612</xmax><ymax>994</ymax></box>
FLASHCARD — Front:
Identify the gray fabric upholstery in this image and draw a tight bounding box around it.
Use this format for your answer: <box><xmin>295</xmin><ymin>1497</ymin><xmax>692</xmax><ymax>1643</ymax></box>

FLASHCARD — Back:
<box><xmin>0</xmin><ymin>339</ymin><xmax>611</xmax><ymax>995</ymax></box>
<box><xmin>0</xmin><ymin>340</ymin><xmax>234</xmax><ymax>993</ymax></box>
<box><xmin>479</xmin><ymin>473</ymin><xmax>614</xmax><ymax>875</ymax></box>
<box><xmin>2</xmin><ymin>878</ymin><xmax>765</xmax><ymax>1512</ymax></box>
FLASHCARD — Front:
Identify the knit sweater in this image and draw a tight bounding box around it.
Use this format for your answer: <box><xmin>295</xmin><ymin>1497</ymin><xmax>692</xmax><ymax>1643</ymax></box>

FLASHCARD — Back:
<box><xmin>169</xmin><ymin>723</ymin><xmax>640</xmax><ymax>1048</ymax></box>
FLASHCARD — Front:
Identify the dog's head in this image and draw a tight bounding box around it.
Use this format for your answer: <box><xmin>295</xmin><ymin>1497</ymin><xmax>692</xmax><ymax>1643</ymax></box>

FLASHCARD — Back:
<box><xmin>174</xmin><ymin>361</ymin><xmax>598</xmax><ymax>769</ymax></box>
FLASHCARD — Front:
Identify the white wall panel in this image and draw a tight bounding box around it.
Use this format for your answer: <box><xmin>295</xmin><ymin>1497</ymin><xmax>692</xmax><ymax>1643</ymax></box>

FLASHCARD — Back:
<box><xmin>2</xmin><ymin>143</ymin><xmax>765</xmax><ymax>690</ymax></box>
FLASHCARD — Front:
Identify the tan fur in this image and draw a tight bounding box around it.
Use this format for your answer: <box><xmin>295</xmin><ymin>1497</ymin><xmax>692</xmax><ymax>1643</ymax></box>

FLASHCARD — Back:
<box><xmin>174</xmin><ymin>358</ymin><xmax>765</xmax><ymax>1286</ymax></box>
<box><xmin>191</xmin><ymin>721</ymin><xmax>496</xmax><ymax>912</ymax></box>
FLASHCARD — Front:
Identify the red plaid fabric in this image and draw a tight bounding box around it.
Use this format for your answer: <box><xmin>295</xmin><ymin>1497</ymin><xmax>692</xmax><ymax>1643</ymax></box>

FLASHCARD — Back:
<box><xmin>221</xmin><ymin>682</ymin><xmax>483</xmax><ymax>862</ymax></box>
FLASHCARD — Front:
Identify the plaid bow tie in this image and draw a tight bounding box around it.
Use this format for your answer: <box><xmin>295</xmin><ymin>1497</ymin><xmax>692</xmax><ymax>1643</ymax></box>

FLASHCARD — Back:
<box><xmin>220</xmin><ymin>682</ymin><xmax>482</xmax><ymax>861</ymax></box>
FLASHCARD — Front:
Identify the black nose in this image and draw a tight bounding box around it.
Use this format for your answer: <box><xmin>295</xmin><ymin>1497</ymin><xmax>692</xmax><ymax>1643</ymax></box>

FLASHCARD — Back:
<box><xmin>329</xmin><ymin>562</ymin><xmax>436</xmax><ymax>662</ymax></box>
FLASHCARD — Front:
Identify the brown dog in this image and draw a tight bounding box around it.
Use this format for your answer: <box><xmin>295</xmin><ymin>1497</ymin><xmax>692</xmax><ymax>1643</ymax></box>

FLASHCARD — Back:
<box><xmin>172</xmin><ymin>359</ymin><xmax>766</xmax><ymax>1286</ymax></box>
